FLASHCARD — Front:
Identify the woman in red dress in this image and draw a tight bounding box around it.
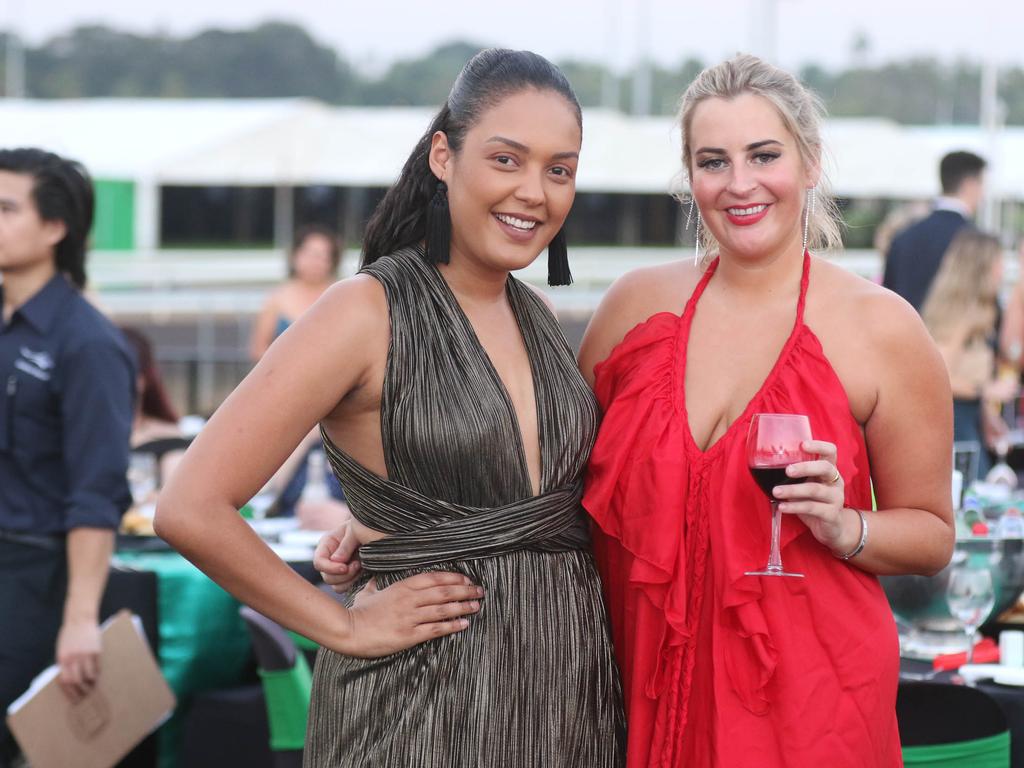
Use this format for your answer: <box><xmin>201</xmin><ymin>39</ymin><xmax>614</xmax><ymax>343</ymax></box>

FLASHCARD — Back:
<box><xmin>580</xmin><ymin>54</ymin><xmax>955</xmax><ymax>767</ymax></box>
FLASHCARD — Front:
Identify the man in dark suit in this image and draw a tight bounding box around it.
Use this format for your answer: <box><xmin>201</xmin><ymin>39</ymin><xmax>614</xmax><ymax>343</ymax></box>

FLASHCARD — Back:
<box><xmin>882</xmin><ymin>150</ymin><xmax>987</xmax><ymax>312</ymax></box>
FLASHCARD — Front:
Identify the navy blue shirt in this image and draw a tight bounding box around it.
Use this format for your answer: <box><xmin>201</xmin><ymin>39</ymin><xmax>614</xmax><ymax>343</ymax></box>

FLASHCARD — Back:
<box><xmin>0</xmin><ymin>274</ymin><xmax>135</xmax><ymax>534</ymax></box>
<box><xmin>882</xmin><ymin>209</ymin><xmax>969</xmax><ymax>312</ymax></box>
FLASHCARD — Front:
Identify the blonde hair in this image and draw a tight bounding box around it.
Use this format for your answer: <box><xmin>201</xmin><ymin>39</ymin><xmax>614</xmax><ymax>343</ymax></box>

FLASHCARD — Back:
<box><xmin>677</xmin><ymin>54</ymin><xmax>844</xmax><ymax>261</ymax></box>
<box><xmin>922</xmin><ymin>229</ymin><xmax>1002</xmax><ymax>342</ymax></box>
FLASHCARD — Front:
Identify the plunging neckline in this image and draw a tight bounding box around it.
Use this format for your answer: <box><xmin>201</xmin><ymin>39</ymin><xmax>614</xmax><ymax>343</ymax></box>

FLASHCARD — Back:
<box><xmin>430</xmin><ymin>265</ymin><xmax>546</xmax><ymax>498</ymax></box>
<box><xmin>678</xmin><ymin>252</ymin><xmax>811</xmax><ymax>461</ymax></box>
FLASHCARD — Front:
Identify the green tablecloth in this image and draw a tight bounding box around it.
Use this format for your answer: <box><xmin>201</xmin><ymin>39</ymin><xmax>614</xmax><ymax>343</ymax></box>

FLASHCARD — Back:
<box><xmin>113</xmin><ymin>550</ymin><xmax>252</xmax><ymax>768</ymax></box>
<box><xmin>903</xmin><ymin>731</ymin><xmax>1011</xmax><ymax>767</ymax></box>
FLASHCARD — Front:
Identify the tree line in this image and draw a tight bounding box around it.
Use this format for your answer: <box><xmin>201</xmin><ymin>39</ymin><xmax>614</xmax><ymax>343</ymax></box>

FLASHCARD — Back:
<box><xmin>3</xmin><ymin>22</ymin><xmax>1024</xmax><ymax>125</ymax></box>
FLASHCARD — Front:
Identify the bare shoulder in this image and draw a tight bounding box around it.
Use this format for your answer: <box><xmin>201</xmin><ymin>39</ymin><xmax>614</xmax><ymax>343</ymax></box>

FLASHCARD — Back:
<box><xmin>578</xmin><ymin>259</ymin><xmax>699</xmax><ymax>385</ymax></box>
<box><xmin>807</xmin><ymin>257</ymin><xmax>946</xmax><ymax>422</ymax></box>
<box><xmin>260</xmin><ymin>282</ymin><xmax>288</xmax><ymax>312</ymax></box>
<box><xmin>307</xmin><ymin>273</ymin><xmax>388</xmax><ymax>329</ymax></box>
<box><xmin>523</xmin><ymin>281</ymin><xmax>557</xmax><ymax>313</ymax></box>
<box><xmin>270</xmin><ymin>274</ymin><xmax>390</xmax><ymax>383</ymax></box>
<box><xmin>810</xmin><ymin>257</ymin><xmax>928</xmax><ymax>347</ymax></box>
<box><xmin>602</xmin><ymin>260</ymin><xmax>699</xmax><ymax>332</ymax></box>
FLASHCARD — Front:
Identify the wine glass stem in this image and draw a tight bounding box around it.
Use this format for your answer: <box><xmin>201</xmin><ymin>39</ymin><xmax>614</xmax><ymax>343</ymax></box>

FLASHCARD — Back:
<box><xmin>768</xmin><ymin>499</ymin><xmax>783</xmax><ymax>572</ymax></box>
<box><xmin>966</xmin><ymin>627</ymin><xmax>976</xmax><ymax>665</ymax></box>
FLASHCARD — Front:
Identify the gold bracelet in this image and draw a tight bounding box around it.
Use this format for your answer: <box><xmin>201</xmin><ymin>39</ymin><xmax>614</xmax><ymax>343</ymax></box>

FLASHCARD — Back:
<box><xmin>834</xmin><ymin>508</ymin><xmax>868</xmax><ymax>561</ymax></box>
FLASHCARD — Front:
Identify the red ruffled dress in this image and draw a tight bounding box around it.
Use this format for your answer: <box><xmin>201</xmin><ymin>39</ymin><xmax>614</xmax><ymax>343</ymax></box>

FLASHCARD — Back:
<box><xmin>584</xmin><ymin>254</ymin><xmax>901</xmax><ymax>767</ymax></box>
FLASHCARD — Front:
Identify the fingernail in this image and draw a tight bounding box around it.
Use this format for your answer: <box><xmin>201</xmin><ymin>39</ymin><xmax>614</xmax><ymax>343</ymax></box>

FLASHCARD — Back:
<box><xmin>476</xmin><ymin>587</ymin><xmax>485</xmax><ymax>597</ymax></box>
<box><xmin>469</xmin><ymin>601</ymin><xmax>480</xmax><ymax>611</ymax></box>
<box><xmin>458</xmin><ymin>619</ymin><xmax>469</xmax><ymax>628</ymax></box>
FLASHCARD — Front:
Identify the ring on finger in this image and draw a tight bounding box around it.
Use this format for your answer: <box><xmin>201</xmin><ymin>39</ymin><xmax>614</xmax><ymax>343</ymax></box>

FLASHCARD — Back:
<box><xmin>826</xmin><ymin>467</ymin><xmax>841</xmax><ymax>485</ymax></box>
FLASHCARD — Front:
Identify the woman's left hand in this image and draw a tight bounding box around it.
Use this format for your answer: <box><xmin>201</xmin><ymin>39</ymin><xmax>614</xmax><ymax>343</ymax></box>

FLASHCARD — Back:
<box><xmin>771</xmin><ymin>439</ymin><xmax>855</xmax><ymax>555</ymax></box>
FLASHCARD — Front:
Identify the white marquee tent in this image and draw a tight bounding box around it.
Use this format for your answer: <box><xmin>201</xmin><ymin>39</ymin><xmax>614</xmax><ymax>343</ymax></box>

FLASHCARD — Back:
<box><xmin>1</xmin><ymin>98</ymin><xmax>1022</xmax><ymax>251</ymax></box>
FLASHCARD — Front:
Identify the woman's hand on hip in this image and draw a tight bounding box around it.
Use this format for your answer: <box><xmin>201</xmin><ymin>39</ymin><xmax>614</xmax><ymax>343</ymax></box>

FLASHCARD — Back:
<box><xmin>338</xmin><ymin>572</ymin><xmax>484</xmax><ymax>658</ymax></box>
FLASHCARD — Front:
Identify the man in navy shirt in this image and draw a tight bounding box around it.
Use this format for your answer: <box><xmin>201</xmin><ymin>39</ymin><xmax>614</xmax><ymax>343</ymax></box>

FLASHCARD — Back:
<box><xmin>0</xmin><ymin>148</ymin><xmax>134</xmax><ymax>765</ymax></box>
<box><xmin>882</xmin><ymin>150</ymin><xmax>987</xmax><ymax>312</ymax></box>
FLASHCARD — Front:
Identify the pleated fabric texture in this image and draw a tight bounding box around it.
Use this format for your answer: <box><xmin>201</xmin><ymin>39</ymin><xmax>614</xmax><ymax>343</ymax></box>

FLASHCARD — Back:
<box><xmin>304</xmin><ymin>248</ymin><xmax>626</xmax><ymax>768</ymax></box>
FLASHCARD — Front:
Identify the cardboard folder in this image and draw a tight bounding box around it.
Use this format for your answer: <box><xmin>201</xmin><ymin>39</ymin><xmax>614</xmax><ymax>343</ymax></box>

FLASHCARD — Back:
<box><xmin>5</xmin><ymin>609</ymin><xmax>175</xmax><ymax>768</ymax></box>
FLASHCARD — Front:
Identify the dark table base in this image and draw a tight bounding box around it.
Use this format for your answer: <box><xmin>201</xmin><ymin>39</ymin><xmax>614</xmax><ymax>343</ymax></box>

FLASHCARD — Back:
<box><xmin>901</xmin><ymin>657</ymin><xmax>1024</xmax><ymax>766</ymax></box>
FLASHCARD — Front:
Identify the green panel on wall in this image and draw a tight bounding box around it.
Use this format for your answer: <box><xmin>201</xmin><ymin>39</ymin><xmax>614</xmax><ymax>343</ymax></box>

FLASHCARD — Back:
<box><xmin>92</xmin><ymin>179</ymin><xmax>135</xmax><ymax>251</ymax></box>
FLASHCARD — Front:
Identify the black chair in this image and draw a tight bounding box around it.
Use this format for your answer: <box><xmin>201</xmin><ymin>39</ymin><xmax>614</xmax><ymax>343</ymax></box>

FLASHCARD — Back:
<box><xmin>180</xmin><ymin>682</ymin><xmax>273</xmax><ymax>768</ymax></box>
<box><xmin>897</xmin><ymin>681</ymin><xmax>1010</xmax><ymax>766</ymax></box>
<box><xmin>239</xmin><ymin>607</ymin><xmax>313</xmax><ymax>768</ymax></box>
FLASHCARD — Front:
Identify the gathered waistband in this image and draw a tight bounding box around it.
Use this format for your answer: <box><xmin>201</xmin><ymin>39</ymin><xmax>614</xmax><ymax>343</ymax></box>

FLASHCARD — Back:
<box><xmin>357</xmin><ymin>484</ymin><xmax>591</xmax><ymax>571</ymax></box>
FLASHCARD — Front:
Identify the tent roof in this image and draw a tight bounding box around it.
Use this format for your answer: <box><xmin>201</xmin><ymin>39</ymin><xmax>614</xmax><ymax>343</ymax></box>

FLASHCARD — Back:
<box><xmin>1</xmin><ymin>98</ymin><xmax>1022</xmax><ymax>198</ymax></box>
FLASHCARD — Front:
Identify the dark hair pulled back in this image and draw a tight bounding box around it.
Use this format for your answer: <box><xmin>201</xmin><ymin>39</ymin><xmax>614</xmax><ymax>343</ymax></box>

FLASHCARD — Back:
<box><xmin>0</xmin><ymin>147</ymin><xmax>94</xmax><ymax>289</ymax></box>
<box><xmin>361</xmin><ymin>48</ymin><xmax>581</xmax><ymax>267</ymax></box>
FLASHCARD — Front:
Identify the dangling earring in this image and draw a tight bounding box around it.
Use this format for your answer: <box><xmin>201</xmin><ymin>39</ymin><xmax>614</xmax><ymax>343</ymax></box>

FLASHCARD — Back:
<box><xmin>802</xmin><ymin>187</ymin><xmax>816</xmax><ymax>254</ymax></box>
<box><xmin>547</xmin><ymin>229</ymin><xmax>572</xmax><ymax>286</ymax></box>
<box><xmin>425</xmin><ymin>180</ymin><xmax>451</xmax><ymax>265</ymax></box>
<box><xmin>686</xmin><ymin>196</ymin><xmax>703</xmax><ymax>267</ymax></box>
<box><xmin>693</xmin><ymin>206</ymin><xmax>703</xmax><ymax>268</ymax></box>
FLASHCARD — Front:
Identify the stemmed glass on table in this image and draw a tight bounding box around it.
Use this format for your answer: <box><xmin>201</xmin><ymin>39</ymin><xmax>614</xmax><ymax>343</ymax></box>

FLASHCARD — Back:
<box><xmin>745</xmin><ymin>413</ymin><xmax>814</xmax><ymax>578</ymax></box>
<box><xmin>945</xmin><ymin>566</ymin><xmax>995</xmax><ymax>667</ymax></box>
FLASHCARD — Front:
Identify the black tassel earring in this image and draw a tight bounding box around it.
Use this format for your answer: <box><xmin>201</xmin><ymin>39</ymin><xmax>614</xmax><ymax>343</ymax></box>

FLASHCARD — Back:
<box><xmin>424</xmin><ymin>181</ymin><xmax>451</xmax><ymax>265</ymax></box>
<box><xmin>547</xmin><ymin>228</ymin><xmax>572</xmax><ymax>286</ymax></box>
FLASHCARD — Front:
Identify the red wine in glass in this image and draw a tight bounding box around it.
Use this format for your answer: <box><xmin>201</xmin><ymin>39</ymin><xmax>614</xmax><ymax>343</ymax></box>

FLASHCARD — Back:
<box><xmin>745</xmin><ymin>413</ymin><xmax>813</xmax><ymax>578</ymax></box>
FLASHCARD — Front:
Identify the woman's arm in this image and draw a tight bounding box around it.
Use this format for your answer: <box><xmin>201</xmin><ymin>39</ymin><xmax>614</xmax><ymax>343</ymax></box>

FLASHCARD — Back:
<box><xmin>858</xmin><ymin>301</ymin><xmax>955</xmax><ymax>575</ymax></box>
<box><xmin>934</xmin><ymin>334</ymin><xmax>982</xmax><ymax>400</ymax></box>
<box><xmin>1000</xmin><ymin>245</ymin><xmax>1024</xmax><ymax>368</ymax></box>
<box><xmin>156</xmin><ymin>277</ymin><xmax>482</xmax><ymax>657</ymax></box>
<box><xmin>776</xmin><ymin>292</ymin><xmax>955</xmax><ymax>576</ymax></box>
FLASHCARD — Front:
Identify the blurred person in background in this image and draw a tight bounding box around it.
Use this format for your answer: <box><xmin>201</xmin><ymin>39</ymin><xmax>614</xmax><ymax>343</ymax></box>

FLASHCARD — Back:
<box><xmin>0</xmin><ymin>148</ymin><xmax>134</xmax><ymax>767</ymax></box>
<box><xmin>156</xmin><ymin>48</ymin><xmax>624</xmax><ymax>766</ymax></box>
<box><xmin>263</xmin><ymin>428</ymin><xmax>349</xmax><ymax>531</ymax></box>
<box><xmin>1002</xmin><ymin>239</ymin><xmax>1024</xmax><ymax>368</ymax></box>
<box><xmin>883</xmin><ymin>149</ymin><xmax>986</xmax><ymax>312</ymax></box>
<box><xmin>120</xmin><ymin>326</ymin><xmax>190</xmax><ymax>490</ymax></box>
<box><xmin>873</xmin><ymin>200</ymin><xmax>929</xmax><ymax>269</ymax></box>
<box><xmin>922</xmin><ymin>229</ymin><xmax>1016</xmax><ymax>477</ymax></box>
<box><xmin>249</xmin><ymin>225</ymin><xmax>347</xmax><ymax>527</ymax></box>
<box><xmin>248</xmin><ymin>224</ymin><xmax>342</xmax><ymax>362</ymax></box>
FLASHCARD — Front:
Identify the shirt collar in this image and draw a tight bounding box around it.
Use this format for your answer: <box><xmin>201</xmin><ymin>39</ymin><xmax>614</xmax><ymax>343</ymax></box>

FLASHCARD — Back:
<box><xmin>1</xmin><ymin>273</ymin><xmax>74</xmax><ymax>334</ymax></box>
<box><xmin>934</xmin><ymin>196</ymin><xmax>971</xmax><ymax>218</ymax></box>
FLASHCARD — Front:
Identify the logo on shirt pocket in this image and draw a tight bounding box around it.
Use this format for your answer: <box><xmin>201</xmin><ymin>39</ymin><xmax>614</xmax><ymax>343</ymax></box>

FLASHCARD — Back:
<box><xmin>15</xmin><ymin>347</ymin><xmax>53</xmax><ymax>381</ymax></box>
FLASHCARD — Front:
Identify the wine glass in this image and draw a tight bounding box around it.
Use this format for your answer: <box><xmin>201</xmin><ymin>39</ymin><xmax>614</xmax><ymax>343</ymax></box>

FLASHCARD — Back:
<box><xmin>745</xmin><ymin>413</ymin><xmax>814</xmax><ymax>578</ymax></box>
<box><xmin>127</xmin><ymin>451</ymin><xmax>158</xmax><ymax>507</ymax></box>
<box><xmin>945</xmin><ymin>566</ymin><xmax>995</xmax><ymax>666</ymax></box>
<box><xmin>985</xmin><ymin>436</ymin><xmax>1018</xmax><ymax>488</ymax></box>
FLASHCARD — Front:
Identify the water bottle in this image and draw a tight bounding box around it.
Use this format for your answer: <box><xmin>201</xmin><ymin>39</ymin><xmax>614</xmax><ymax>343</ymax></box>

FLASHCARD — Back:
<box><xmin>952</xmin><ymin>468</ymin><xmax>964</xmax><ymax>511</ymax></box>
<box><xmin>301</xmin><ymin>448</ymin><xmax>330</xmax><ymax>504</ymax></box>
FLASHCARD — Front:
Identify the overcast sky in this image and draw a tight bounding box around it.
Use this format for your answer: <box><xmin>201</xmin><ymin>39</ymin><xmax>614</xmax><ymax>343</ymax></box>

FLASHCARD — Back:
<box><xmin>10</xmin><ymin>1</ymin><xmax>1024</xmax><ymax>73</ymax></box>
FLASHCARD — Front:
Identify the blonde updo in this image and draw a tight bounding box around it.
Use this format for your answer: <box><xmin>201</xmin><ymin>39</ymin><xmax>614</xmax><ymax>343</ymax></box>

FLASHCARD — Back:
<box><xmin>678</xmin><ymin>54</ymin><xmax>844</xmax><ymax>260</ymax></box>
